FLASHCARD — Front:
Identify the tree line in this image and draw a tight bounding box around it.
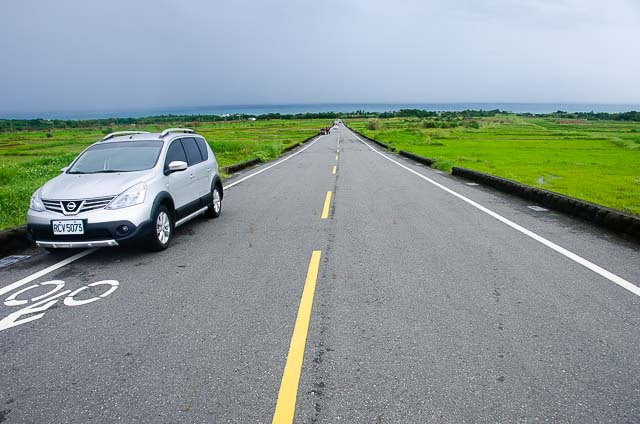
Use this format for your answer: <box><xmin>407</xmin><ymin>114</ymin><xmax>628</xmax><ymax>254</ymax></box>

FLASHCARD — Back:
<box><xmin>1</xmin><ymin>109</ymin><xmax>638</xmax><ymax>132</ymax></box>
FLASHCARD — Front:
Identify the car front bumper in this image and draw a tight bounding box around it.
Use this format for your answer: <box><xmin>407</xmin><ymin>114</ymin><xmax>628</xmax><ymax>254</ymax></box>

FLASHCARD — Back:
<box><xmin>27</xmin><ymin>203</ymin><xmax>154</xmax><ymax>248</ymax></box>
<box><xmin>36</xmin><ymin>239</ymin><xmax>120</xmax><ymax>249</ymax></box>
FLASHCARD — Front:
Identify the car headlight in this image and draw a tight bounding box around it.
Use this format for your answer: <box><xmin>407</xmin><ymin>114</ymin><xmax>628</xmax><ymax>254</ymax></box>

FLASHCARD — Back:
<box><xmin>29</xmin><ymin>189</ymin><xmax>45</xmax><ymax>212</ymax></box>
<box><xmin>107</xmin><ymin>183</ymin><xmax>147</xmax><ymax>209</ymax></box>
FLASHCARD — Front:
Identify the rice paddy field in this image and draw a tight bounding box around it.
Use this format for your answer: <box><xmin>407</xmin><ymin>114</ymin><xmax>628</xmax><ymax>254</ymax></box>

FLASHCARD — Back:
<box><xmin>348</xmin><ymin>115</ymin><xmax>640</xmax><ymax>217</ymax></box>
<box><xmin>0</xmin><ymin>119</ymin><xmax>329</xmax><ymax>230</ymax></box>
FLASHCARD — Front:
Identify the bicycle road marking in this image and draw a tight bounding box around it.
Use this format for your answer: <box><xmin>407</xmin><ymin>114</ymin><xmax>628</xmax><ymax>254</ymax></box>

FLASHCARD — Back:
<box><xmin>0</xmin><ymin>279</ymin><xmax>119</xmax><ymax>331</ymax></box>
<box><xmin>0</xmin><ymin>248</ymin><xmax>98</xmax><ymax>298</ymax></box>
<box><xmin>4</xmin><ymin>280</ymin><xmax>66</xmax><ymax>306</ymax></box>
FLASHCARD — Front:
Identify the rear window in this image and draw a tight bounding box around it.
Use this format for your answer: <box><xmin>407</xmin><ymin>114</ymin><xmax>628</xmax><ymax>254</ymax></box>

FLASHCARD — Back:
<box><xmin>195</xmin><ymin>138</ymin><xmax>209</xmax><ymax>161</ymax></box>
<box><xmin>181</xmin><ymin>137</ymin><xmax>204</xmax><ymax>166</ymax></box>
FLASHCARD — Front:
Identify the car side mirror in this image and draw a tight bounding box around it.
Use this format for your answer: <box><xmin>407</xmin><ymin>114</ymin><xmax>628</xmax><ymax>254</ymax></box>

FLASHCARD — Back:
<box><xmin>60</xmin><ymin>166</ymin><xmax>69</xmax><ymax>173</ymax></box>
<box><xmin>166</xmin><ymin>160</ymin><xmax>188</xmax><ymax>174</ymax></box>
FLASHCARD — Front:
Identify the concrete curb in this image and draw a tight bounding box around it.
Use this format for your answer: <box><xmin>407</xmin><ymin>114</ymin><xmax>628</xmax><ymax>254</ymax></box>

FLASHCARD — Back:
<box><xmin>347</xmin><ymin>126</ymin><xmax>396</xmax><ymax>151</ymax></box>
<box><xmin>452</xmin><ymin>167</ymin><xmax>640</xmax><ymax>241</ymax></box>
<box><xmin>282</xmin><ymin>134</ymin><xmax>318</xmax><ymax>153</ymax></box>
<box><xmin>398</xmin><ymin>150</ymin><xmax>435</xmax><ymax>167</ymax></box>
<box><xmin>0</xmin><ymin>226</ymin><xmax>30</xmax><ymax>256</ymax></box>
<box><xmin>300</xmin><ymin>134</ymin><xmax>318</xmax><ymax>145</ymax></box>
<box><xmin>346</xmin><ymin>124</ymin><xmax>437</xmax><ymax>167</ymax></box>
<box><xmin>221</xmin><ymin>158</ymin><xmax>261</xmax><ymax>174</ymax></box>
<box><xmin>283</xmin><ymin>143</ymin><xmax>301</xmax><ymax>153</ymax></box>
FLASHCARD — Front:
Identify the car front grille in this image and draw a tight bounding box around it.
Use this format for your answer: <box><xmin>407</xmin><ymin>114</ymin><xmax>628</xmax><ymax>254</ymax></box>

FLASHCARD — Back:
<box><xmin>42</xmin><ymin>196</ymin><xmax>115</xmax><ymax>215</ymax></box>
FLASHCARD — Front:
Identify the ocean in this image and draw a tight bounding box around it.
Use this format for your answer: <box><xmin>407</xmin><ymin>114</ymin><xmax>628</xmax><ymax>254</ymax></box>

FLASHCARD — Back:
<box><xmin>2</xmin><ymin>103</ymin><xmax>639</xmax><ymax>120</ymax></box>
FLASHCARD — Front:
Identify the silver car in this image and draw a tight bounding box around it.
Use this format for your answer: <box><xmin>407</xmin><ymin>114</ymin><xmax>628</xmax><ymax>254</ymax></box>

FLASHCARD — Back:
<box><xmin>26</xmin><ymin>128</ymin><xmax>223</xmax><ymax>251</ymax></box>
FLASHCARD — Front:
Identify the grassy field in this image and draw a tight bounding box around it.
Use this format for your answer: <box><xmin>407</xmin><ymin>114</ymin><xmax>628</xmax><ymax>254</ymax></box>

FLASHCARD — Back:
<box><xmin>0</xmin><ymin>119</ymin><xmax>329</xmax><ymax>230</ymax></box>
<box><xmin>348</xmin><ymin>115</ymin><xmax>640</xmax><ymax>216</ymax></box>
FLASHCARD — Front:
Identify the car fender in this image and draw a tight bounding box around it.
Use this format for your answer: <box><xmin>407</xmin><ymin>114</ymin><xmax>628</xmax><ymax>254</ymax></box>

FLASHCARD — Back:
<box><xmin>151</xmin><ymin>191</ymin><xmax>176</xmax><ymax>220</ymax></box>
<box><xmin>212</xmin><ymin>175</ymin><xmax>223</xmax><ymax>199</ymax></box>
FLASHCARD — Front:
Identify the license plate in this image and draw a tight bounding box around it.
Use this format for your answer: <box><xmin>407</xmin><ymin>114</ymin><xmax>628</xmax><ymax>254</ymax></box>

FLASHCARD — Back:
<box><xmin>52</xmin><ymin>220</ymin><xmax>84</xmax><ymax>235</ymax></box>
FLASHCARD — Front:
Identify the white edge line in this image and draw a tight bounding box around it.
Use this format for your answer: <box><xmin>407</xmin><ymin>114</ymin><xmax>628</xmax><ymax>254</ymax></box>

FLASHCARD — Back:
<box><xmin>349</xmin><ymin>130</ymin><xmax>640</xmax><ymax>298</ymax></box>
<box><xmin>223</xmin><ymin>136</ymin><xmax>322</xmax><ymax>190</ymax></box>
<box><xmin>0</xmin><ymin>248</ymin><xmax>98</xmax><ymax>297</ymax></box>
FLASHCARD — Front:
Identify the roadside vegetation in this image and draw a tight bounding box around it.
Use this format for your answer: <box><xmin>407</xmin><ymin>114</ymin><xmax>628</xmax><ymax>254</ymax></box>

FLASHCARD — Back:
<box><xmin>2</xmin><ymin>109</ymin><xmax>639</xmax><ymax>231</ymax></box>
<box><xmin>348</xmin><ymin>115</ymin><xmax>640</xmax><ymax>216</ymax></box>
<box><xmin>0</xmin><ymin>119</ymin><xmax>329</xmax><ymax>230</ymax></box>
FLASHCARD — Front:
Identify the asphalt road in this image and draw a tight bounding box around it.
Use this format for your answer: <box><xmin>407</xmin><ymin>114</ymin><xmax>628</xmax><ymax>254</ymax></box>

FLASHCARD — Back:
<box><xmin>1</xmin><ymin>124</ymin><xmax>639</xmax><ymax>423</ymax></box>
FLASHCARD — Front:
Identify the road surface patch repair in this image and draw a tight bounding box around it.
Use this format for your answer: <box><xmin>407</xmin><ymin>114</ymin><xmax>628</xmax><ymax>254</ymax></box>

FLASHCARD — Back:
<box><xmin>0</xmin><ymin>255</ymin><xmax>30</xmax><ymax>269</ymax></box>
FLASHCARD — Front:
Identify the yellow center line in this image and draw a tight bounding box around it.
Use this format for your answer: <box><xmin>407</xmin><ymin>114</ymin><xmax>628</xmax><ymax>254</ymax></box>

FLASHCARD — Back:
<box><xmin>321</xmin><ymin>191</ymin><xmax>332</xmax><ymax>219</ymax></box>
<box><xmin>335</xmin><ymin>154</ymin><xmax>339</xmax><ymax>161</ymax></box>
<box><xmin>332</xmin><ymin>165</ymin><xmax>336</xmax><ymax>175</ymax></box>
<box><xmin>272</xmin><ymin>250</ymin><xmax>322</xmax><ymax>424</ymax></box>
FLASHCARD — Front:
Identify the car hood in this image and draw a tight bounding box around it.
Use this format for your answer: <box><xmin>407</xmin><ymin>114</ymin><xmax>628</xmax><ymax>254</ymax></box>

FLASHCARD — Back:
<box><xmin>40</xmin><ymin>171</ymin><xmax>153</xmax><ymax>200</ymax></box>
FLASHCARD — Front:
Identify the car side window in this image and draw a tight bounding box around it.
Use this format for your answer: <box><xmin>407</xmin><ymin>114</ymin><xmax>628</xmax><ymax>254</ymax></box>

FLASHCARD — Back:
<box><xmin>195</xmin><ymin>138</ymin><xmax>209</xmax><ymax>161</ymax></box>
<box><xmin>181</xmin><ymin>137</ymin><xmax>204</xmax><ymax>166</ymax></box>
<box><xmin>164</xmin><ymin>139</ymin><xmax>188</xmax><ymax>171</ymax></box>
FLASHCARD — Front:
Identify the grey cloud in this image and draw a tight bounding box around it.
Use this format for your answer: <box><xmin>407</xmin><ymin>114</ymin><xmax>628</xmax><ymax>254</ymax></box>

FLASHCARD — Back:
<box><xmin>0</xmin><ymin>0</ymin><xmax>638</xmax><ymax>114</ymax></box>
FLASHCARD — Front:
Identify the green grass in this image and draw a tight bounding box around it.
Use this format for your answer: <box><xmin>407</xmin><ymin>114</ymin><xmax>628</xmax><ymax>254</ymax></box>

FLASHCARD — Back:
<box><xmin>0</xmin><ymin>119</ymin><xmax>329</xmax><ymax>230</ymax></box>
<box><xmin>349</xmin><ymin>116</ymin><xmax>640</xmax><ymax>216</ymax></box>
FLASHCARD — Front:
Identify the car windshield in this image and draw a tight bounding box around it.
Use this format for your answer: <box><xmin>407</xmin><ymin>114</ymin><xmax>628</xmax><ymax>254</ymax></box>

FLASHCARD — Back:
<box><xmin>68</xmin><ymin>141</ymin><xmax>163</xmax><ymax>174</ymax></box>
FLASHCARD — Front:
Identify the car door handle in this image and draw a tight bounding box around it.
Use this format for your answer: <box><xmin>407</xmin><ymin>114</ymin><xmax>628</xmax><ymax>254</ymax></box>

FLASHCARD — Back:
<box><xmin>189</xmin><ymin>173</ymin><xmax>195</xmax><ymax>179</ymax></box>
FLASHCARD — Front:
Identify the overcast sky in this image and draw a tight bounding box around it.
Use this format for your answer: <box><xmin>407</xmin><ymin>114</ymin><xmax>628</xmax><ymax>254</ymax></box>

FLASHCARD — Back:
<box><xmin>1</xmin><ymin>0</ymin><xmax>639</xmax><ymax>113</ymax></box>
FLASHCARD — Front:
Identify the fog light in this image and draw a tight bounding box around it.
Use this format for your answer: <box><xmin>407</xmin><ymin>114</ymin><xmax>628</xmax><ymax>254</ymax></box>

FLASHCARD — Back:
<box><xmin>117</xmin><ymin>225</ymin><xmax>129</xmax><ymax>234</ymax></box>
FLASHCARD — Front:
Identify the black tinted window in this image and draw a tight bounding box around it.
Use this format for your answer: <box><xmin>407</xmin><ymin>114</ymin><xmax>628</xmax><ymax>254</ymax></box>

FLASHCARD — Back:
<box><xmin>165</xmin><ymin>140</ymin><xmax>187</xmax><ymax>169</ymax></box>
<box><xmin>181</xmin><ymin>137</ymin><xmax>204</xmax><ymax>165</ymax></box>
<box><xmin>195</xmin><ymin>138</ymin><xmax>208</xmax><ymax>161</ymax></box>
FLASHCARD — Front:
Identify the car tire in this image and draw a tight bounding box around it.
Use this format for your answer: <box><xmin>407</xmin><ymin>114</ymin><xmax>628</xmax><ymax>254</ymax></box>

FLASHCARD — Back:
<box><xmin>148</xmin><ymin>205</ymin><xmax>173</xmax><ymax>251</ymax></box>
<box><xmin>204</xmin><ymin>184</ymin><xmax>222</xmax><ymax>219</ymax></box>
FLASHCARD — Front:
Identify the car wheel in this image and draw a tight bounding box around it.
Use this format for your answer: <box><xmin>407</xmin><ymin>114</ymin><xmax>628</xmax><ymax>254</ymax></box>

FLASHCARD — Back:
<box><xmin>148</xmin><ymin>205</ymin><xmax>173</xmax><ymax>251</ymax></box>
<box><xmin>205</xmin><ymin>184</ymin><xmax>222</xmax><ymax>218</ymax></box>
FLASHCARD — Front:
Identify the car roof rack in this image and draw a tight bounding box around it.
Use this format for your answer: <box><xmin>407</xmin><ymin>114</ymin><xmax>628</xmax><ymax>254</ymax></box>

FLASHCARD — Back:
<box><xmin>101</xmin><ymin>131</ymin><xmax>150</xmax><ymax>141</ymax></box>
<box><xmin>160</xmin><ymin>128</ymin><xmax>195</xmax><ymax>138</ymax></box>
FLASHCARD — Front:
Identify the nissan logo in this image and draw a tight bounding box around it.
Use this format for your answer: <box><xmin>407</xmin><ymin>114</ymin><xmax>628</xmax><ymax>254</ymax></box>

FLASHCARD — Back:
<box><xmin>66</xmin><ymin>202</ymin><xmax>77</xmax><ymax>211</ymax></box>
